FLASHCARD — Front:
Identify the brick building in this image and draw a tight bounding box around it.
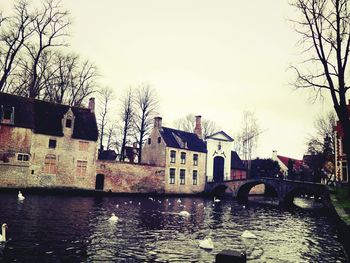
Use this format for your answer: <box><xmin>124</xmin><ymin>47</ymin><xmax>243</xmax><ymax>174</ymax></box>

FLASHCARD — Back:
<box><xmin>0</xmin><ymin>92</ymin><xmax>98</xmax><ymax>189</ymax></box>
<box><xmin>141</xmin><ymin>116</ymin><xmax>207</xmax><ymax>194</ymax></box>
<box><xmin>334</xmin><ymin>113</ymin><xmax>349</xmax><ymax>182</ymax></box>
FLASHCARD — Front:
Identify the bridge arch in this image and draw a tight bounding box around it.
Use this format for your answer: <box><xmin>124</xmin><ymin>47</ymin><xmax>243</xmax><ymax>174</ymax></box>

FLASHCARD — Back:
<box><xmin>283</xmin><ymin>186</ymin><xmax>326</xmax><ymax>205</ymax></box>
<box><xmin>210</xmin><ymin>184</ymin><xmax>234</xmax><ymax>197</ymax></box>
<box><xmin>236</xmin><ymin>180</ymin><xmax>280</xmax><ymax>201</ymax></box>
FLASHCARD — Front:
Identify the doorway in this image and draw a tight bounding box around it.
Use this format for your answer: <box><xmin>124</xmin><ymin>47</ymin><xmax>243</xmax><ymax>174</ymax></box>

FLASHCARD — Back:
<box><xmin>95</xmin><ymin>174</ymin><xmax>105</xmax><ymax>190</ymax></box>
<box><xmin>213</xmin><ymin>156</ymin><xmax>225</xmax><ymax>182</ymax></box>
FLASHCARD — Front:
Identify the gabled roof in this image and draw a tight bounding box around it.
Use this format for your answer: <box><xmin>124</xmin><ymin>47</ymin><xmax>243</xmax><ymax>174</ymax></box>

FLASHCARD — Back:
<box><xmin>277</xmin><ymin>155</ymin><xmax>303</xmax><ymax>170</ymax></box>
<box><xmin>0</xmin><ymin>92</ymin><xmax>98</xmax><ymax>141</ymax></box>
<box><xmin>231</xmin><ymin>151</ymin><xmax>246</xmax><ymax>170</ymax></box>
<box><xmin>206</xmin><ymin>131</ymin><xmax>234</xmax><ymax>142</ymax></box>
<box><xmin>160</xmin><ymin>127</ymin><xmax>207</xmax><ymax>153</ymax></box>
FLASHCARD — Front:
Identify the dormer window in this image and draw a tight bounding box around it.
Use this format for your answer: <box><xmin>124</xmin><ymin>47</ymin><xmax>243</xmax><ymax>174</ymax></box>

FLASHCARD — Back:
<box><xmin>62</xmin><ymin>108</ymin><xmax>75</xmax><ymax>133</ymax></box>
<box><xmin>1</xmin><ymin>105</ymin><xmax>14</xmax><ymax>124</ymax></box>
<box><xmin>66</xmin><ymin>119</ymin><xmax>72</xmax><ymax>128</ymax></box>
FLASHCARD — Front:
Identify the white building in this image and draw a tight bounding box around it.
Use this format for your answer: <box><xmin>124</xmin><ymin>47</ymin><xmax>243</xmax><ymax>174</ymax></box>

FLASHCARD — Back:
<box><xmin>206</xmin><ymin>131</ymin><xmax>234</xmax><ymax>182</ymax></box>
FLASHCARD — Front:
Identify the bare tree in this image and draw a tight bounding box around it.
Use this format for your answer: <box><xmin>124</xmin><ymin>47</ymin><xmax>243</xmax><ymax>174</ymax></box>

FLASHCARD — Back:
<box><xmin>42</xmin><ymin>52</ymin><xmax>78</xmax><ymax>103</ymax></box>
<box><xmin>306</xmin><ymin>111</ymin><xmax>336</xmax><ymax>155</ymax></box>
<box><xmin>105</xmin><ymin>123</ymin><xmax>118</xmax><ymax>151</ymax></box>
<box><xmin>24</xmin><ymin>0</ymin><xmax>70</xmax><ymax>98</ymax></box>
<box><xmin>8</xmin><ymin>49</ymin><xmax>97</xmax><ymax>106</ymax></box>
<box><xmin>202</xmin><ymin>119</ymin><xmax>218</xmax><ymax>138</ymax></box>
<box><xmin>173</xmin><ymin>113</ymin><xmax>219</xmax><ymax>138</ymax></box>
<box><xmin>97</xmin><ymin>86</ymin><xmax>114</xmax><ymax>156</ymax></box>
<box><xmin>0</xmin><ymin>0</ymin><xmax>34</xmax><ymax>91</ymax></box>
<box><xmin>235</xmin><ymin>111</ymin><xmax>260</xmax><ymax>163</ymax></box>
<box><xmin>291</xmin><ymin>0</ymin><xmax>350</xmax><ymax>192</ymax></box>
<box><xmin>133</xmin><ymin>83</ymin><xmax>159</xmax><ymax>163</ymax></box>
<box><xmin>67</xmin><ymin>59</ymin><xmax>97</xmax><ymax>106</ymax></box>
<box><xmin>119</xmin><ymin>88</ymin><xmax>134</xmax><ymax>161</ymax></box>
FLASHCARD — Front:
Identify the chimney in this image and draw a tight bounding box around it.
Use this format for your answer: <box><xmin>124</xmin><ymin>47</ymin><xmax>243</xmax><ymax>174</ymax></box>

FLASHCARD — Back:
<box><xmin>154</xmin><ymin>116</ymin><xmax>162</xmax><ymax>129</ymax></box>
<box><xmin>194</xmin><ymin>115</ymin><xmax>203</xmax><ymax>139</ymax></box>
<box><xmin>88</xmin><ymin>97</ymin><xmax>95</xmax><ymax>113</ymax></box>
<box><xmin>272</xmin><ymin>150</ymin><xmax>277</xmax><ymax>160</ymax></box>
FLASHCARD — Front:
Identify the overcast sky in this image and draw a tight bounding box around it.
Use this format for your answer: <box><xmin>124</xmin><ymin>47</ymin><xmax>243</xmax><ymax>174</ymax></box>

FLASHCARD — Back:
<box><xmin>1</xmin><ymin>0</ymin><xmax>334</xmax><ymax>159</ymax></box>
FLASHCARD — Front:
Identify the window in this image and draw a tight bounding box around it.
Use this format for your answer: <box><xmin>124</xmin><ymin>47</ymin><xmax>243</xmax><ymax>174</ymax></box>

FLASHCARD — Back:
<box><xmin>148</xmin><ymin>138</ymin><xmax>151</xmax><ymax>144</ymax></box>
<box><xmin>1</xmin><ymin>105</ymin><xmax>14</xmax><ymax>124</ymax></box>
<box><xmin>193</xmin><ymin>170</ymin><xmax>198</xmax><ymax>185</ymax></box>
<box><xmin>79</xmin><ymin>141</ymin><xmax>89</xmax><ymax>151</ymax></box>
<box><xmin>169</xmin><ymin>168</ymin><xmax>175</xmax><ymax>184</ymax></box>
<box><xmin>76</xmin><ymin>160</ymin><xmax>87</xmax><ymax>176</ymax></box>
<box><xmin>342</xmin><ymin>161</ymin><xmax>348</xmax><ymax>182</ymax></box>
<box><xmin>44</xmin><ymin>155</ymin><xmax>57</xmax><ymax>174</ymax></box>
<box><xmin>66</xmin><ymin>119</ymin><xmax>72</xmax><ymax>128</ymax></box>
<box><xmin>170</xmin><ymin>150</ymin><xmax>176</xmax><ymax>163</ymax></box>
<box><xmin>158</xmin><ymin>137</ymin><xmax>161</xmax><ymax>143</ymax></box>
<box><xmin>49</xmin><ymin>139</ymin><xmax>57</xmax><ymax>149</ymax></box>
<box><xmin>193</xmin><ymin>154</ymin><xmax>198</xmax><ymax>166</ymax></box>
<box><xmin>17</xmin><ymin>153</ymin><xmax>29</xmax><ymax>161</ymax></box>
<box><xmin>180</xmin><ymin>152</ymin><xmax>186</xmax><ymax>164</ymax></box>
<box><xmin>180</xmin><ymin>169</ymin><xmax>186</xmax><ymax>185</ymax></box>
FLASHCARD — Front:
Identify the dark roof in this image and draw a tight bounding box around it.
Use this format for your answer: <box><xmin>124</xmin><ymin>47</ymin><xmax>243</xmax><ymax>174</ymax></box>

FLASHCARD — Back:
<box><xmin>160</xmin><ymin>127</ymin><xmax>207</xmax><ymax>153</ymax></box>
<box><xmin>0</xmin><ymin>92</ymin><xmax>98</xmax><ymax>141</ymax></box>
<box><xmin>231</xmin><ymin>151</ymin><xmax>246</xmax><ymax>170</ymax></box>
<box><xmin>99</xmin><ymin>150</ymin><xmax>117</xmax><ymax>160</ymax></box>
<box><xmin>71</xmin><ymin>107</ymin><xmax>98</xmax><ymax>141</ymax></box>
<box><xmin>0</xmin><ymin>92</ymin><xmax>35</xmax><ymax>129</ymax></box>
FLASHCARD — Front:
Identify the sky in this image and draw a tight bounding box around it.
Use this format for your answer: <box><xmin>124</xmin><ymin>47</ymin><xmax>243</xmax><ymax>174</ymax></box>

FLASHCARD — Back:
<box><xmin>1</xmin><ymin>0</ymin><xmax>334</xmax><ymax>159</ymax></box>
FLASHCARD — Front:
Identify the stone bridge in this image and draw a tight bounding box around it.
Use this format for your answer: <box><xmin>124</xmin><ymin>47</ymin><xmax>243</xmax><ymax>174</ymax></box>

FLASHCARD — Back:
<box><xmin>205</xmin><ymin>177</ymin><xmax>329</xmax><ymax>205</ymax></box>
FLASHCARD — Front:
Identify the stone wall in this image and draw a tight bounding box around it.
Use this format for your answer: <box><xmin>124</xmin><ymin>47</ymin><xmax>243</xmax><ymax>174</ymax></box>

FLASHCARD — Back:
<box><xmin>29</xmin><ymin>132</ymin><xmax>97</xmax><ymax>189</ymax></box>
<box><xmin>141</xmin><ymin>128</ymin><xmax>166</xmax><ymax>166</ymax></box>
<box><xmin>96</xmin><ymin>161</ymin><xmax>165</xmax><ymax>193</ymax></box>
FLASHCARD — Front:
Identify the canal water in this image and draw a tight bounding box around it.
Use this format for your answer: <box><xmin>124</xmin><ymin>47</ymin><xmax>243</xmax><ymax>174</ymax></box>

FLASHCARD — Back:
<box><xmin>0</xmin><ymin>193</ymin><xmax>347</xmax><ymax>262</ymax></box>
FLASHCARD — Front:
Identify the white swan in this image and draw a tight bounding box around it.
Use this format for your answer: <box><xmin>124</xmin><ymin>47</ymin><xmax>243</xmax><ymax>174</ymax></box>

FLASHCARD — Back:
<box><xmin>18</xmin><ymin>191</ymin><xmax>25</xmax><ymax>200</ymax></box>
<box><xmin>241</xmin><ymin>230</ymin><xmax>257</xmax><ymax>239</ymax></box>
<box><xmin>0</xmin><ymin>224</ymin><xmax>7</xmax><ymax>242</ymax></box>
<box><xmin>214</xmin><ymin>196</ymin><xmax>221</xmax><ymax>203</ymax></box>
<box><xmin>179</xmin><ymin>211</ymin><xmax>191</xmax><ymax>217</ymax></box>
<box><xmin>108</xmin><ymin>213</ymin><xmax>119</xmax><ymax>222</ymax></box>
<box><xmin>199</xmin><ymin>237</ymin><xmax>214</xmax><ymax>250</ymax></box>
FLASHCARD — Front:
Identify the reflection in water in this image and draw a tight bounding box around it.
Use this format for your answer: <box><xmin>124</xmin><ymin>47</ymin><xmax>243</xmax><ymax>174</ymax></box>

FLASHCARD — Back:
<box><xmin>0</xmin><ymin>193</ymin><xmax>347</xmax><ymax>262</ymax></box>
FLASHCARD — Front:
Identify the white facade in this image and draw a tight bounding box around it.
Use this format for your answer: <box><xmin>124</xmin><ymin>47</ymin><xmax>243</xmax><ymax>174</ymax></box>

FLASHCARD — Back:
<box><xmin>272</xmin><ymin>150</ymin><xmax>288</xmax><ymax>176</ymax></box>
<box><xmin>206</xmin><ymin>131</ymin><xmax>234</xmax><ymax>182</ymax></box>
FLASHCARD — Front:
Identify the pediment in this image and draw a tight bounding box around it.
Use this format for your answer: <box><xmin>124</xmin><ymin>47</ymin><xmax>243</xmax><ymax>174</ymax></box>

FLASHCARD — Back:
<box><xmin>206</xmin><ymin>131</ymin><xmax>234</xmax><ymax>142</ymax></box>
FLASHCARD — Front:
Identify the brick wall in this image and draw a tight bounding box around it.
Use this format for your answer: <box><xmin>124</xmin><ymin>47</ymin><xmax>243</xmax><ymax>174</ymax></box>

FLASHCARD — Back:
<box><xmin>29</xmin><ymin>132</ymin><xmax>97</xmax><ymax>189</ymax></box>
<box><xmin>96</xmin><ymin>161</ymin><xmax>165</xmax><ymax>193</ymax></box>
<box><xmin>0</xmin><ymin>126</ymin><xmax>32</xmax><ymax>186</ymax></box>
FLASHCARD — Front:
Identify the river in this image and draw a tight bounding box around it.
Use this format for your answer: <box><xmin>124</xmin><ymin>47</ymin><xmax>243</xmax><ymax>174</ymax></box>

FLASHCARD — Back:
<box><xmin>0</xmin><ymin>192</ymin><xmax>347</xmax><ymax>262</ymax></box>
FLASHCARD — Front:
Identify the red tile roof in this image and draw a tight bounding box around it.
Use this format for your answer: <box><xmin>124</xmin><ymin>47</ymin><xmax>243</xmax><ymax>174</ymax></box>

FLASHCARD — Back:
<box><xmin>277</xmin><ymin>155</ymin><xmax>303</xmax><ymax>170</ymax></box>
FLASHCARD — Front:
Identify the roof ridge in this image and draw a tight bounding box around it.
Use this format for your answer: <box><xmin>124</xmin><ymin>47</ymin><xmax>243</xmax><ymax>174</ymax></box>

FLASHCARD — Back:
<box><xmin>162</xmin><ymin>126</ymin><xmax>197</xmax><ymax>135</ymax></box>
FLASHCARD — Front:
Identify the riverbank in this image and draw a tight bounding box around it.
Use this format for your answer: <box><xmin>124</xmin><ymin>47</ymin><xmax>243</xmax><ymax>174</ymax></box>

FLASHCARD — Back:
<box><xmin>0</xmin><ymin>186</ymin><xmax>208</xmax><ymax>198</ymax></box>
<box><xmin>328</xmin><ymin>186</ymin><xmax>350</xmax><ymax>261</ymax></box>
